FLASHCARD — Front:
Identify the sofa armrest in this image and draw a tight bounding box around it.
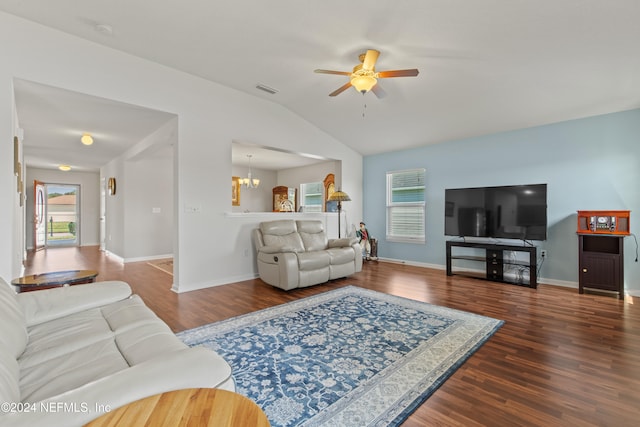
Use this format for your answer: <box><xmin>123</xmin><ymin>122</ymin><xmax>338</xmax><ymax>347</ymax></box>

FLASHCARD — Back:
<box><xmin>328</xmin><ymin>238</ymin><xmax>358</xmax><ymax>248</ymax></box>
<box><xmin>0</xmin><ymin>347</ymin><xmax>233</xmax><ymax>427</ymax></box>
<box><xmin>258</xmin><ymin>245</ymin><xmax>300</xmax><ymax>254</ymax></box>
<box><xmin>17</xmin><ymin>281</ymin><xmax>132</xmax><ymax>327</ymax></box>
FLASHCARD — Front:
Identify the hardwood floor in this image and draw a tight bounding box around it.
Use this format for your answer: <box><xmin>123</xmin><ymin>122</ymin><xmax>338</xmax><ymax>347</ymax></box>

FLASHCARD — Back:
<box><xmin>22</xmin><ymin>246</ymin><xmax>640</xmax><ymax>427</ymax></box>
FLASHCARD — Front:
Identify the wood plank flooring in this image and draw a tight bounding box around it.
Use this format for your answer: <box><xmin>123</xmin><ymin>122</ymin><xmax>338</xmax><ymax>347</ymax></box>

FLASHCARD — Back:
<box><xmin>21</xmin><ymin>246</ymin><xmax>640</xmax><ymax>427</ymax></box>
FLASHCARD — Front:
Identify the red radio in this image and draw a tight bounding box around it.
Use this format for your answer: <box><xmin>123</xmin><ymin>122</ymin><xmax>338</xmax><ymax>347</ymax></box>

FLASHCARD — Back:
<box><xmin>576</xmin><ymin>210</ymin><xmax>630</xmax><ymax>235</ymax></box>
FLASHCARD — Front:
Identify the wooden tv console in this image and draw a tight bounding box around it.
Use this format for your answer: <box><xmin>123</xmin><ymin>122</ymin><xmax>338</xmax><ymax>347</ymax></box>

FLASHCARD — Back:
<box><xmin>446</xmin><ymin>241</ymin><xmax>537</xmax><ymax>288</ymax></box>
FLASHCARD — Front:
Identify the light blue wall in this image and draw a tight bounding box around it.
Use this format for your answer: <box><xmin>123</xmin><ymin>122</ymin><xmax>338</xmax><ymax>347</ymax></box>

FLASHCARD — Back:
<box><xmin>363</xmin><ymin>109</ymin><xmax>640</xmax><ymax>294</ymax></box>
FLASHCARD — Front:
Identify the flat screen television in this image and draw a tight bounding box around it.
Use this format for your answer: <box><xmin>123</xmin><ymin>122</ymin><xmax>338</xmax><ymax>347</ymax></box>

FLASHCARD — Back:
<box><xmin>445</xmin><ymin>184</ymin><xmax>547</xmax><ymax>241</ymax></box>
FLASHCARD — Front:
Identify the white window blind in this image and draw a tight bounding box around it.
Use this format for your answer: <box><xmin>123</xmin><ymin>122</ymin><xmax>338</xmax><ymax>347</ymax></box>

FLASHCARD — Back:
<box><xmin>386</xmin><ymin>169</ymin><xmax>425</xmax><ymax>243</ymax></box>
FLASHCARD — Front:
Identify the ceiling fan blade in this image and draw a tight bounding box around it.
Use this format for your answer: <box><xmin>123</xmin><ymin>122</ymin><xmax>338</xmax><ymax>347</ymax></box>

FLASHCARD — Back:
<box><xmin>377</xmin><ymin>69</ymin><xmax>420</xmax><ymax>78</ymax></box>
<box><xmin>329</xmin><ymin>81</ymin><xmax>353</xmax><ymax>97</ymax></box>
<box><xmin>371</xmin><ymin>84</ymin><xmax>387</xmax><ymax>99</ymax></box>
<box><xmin>362</xmin><ymin>49</ymin><xmax>380</xmax><ymax>70</ymax></box>
<box><xmin>314</xmin><ymin>69</ymin><xmax>351</xmax><ymax>76</ymax></box>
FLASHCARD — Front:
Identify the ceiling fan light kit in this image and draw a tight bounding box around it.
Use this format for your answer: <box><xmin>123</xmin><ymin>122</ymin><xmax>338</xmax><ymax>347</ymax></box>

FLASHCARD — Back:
<box><xmin>315</xmin><ymin>49</ymin><xmax>419</xmax><ymax>97</ymax></box>
<box><xmin>351</xmin><ymin>74</ymin><xmax>377</xmax><ymax>93</ymax></box>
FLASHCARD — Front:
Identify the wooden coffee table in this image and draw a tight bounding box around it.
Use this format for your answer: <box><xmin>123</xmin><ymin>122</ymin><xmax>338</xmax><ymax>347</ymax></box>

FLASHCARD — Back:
<box><xmin>85</xmin><ymin>388</ymin><xmax>270</xmax><ymax>427</ymax></box>
<box><xmin>11</xmin><ymin>269</ymin><xmax>99</xmax><ymax>293</ymax></box>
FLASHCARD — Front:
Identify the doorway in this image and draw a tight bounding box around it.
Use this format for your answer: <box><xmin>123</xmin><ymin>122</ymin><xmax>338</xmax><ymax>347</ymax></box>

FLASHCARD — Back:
<box><xmin>33</xmin><ymin>182</ymin><xmax>80</xmax><ymax>248</ymax></box>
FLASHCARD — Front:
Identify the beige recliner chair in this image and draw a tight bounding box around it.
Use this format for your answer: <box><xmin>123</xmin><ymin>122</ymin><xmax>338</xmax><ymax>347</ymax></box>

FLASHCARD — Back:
<box><xmin>253</xmin><ymin>219</ymin><xmax>362</xmax><ymax>290</ymax></box>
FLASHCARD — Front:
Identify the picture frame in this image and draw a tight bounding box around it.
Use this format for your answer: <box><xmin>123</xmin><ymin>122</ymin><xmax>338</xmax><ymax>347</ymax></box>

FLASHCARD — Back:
<box><xmin>108</xmin><ymin>177</ymin><xmax>117</xmax><ymax>195</ymax></box>
<box><xmin>232</xmin><ymin>176</ymin><xmax>240</xmax><ymax>206</ymax></box>
<box><xmin>14</xmin><ymin>136</ymin><xmax>19</xmax><ymax>176</ymax></box>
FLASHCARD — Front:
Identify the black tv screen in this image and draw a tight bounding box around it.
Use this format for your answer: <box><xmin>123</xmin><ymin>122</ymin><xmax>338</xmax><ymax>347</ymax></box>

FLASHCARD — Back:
<box><xmin>445</xmin><ymin>184</ymin><xmax>547</xmax><ymax>241</ymax></box>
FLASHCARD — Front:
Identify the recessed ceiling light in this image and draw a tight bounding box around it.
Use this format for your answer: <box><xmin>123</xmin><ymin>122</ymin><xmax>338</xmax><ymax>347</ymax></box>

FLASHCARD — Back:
<box><xmin>81</xmin><ymin>133</ymin><xmax>93</xmax><ymax>145</ymax></box>
<box><xmin>59</xmin><ymin>165</ymin><xmax>71</xmax><ymax>172</ymax></box>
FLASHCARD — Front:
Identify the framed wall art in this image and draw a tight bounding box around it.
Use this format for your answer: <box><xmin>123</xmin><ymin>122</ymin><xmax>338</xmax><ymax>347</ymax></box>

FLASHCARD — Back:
<box><xmin>14</xmin><ymin>136</ymin><xmax>19</xmax><ymax>176</ymax></box>
<box><xmin>108</xmin><ymin>177</ymin><xmax>117</xmax><ymax>195</ymax></box>
<box><xmin>232</xmin><ymin>176</ymin><xmax>240</xmax><ymax>206</ymax></box>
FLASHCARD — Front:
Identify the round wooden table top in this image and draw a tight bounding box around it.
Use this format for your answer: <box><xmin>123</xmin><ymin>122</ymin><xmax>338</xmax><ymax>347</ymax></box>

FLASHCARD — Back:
<box><xmin>11</xmin><ymin>269</ymin><xmax>98</xmax><ymax>290</ymax></box>
<box><xmin>84</xmin><ymin>388</ymin><xmax>270</xmax><ymax>427</ymax></box>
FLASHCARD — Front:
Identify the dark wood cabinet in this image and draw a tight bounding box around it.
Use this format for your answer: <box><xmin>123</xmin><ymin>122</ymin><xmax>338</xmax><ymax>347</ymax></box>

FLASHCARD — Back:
<box><xmin>272</xmin><ymin>186</ymin><xmax>297</xmax><ymax>212</ymax></box>
<box><xmin>578</xmin><ymin>234</ymin><xmax>624</xmax><ymax>299</ymax></box>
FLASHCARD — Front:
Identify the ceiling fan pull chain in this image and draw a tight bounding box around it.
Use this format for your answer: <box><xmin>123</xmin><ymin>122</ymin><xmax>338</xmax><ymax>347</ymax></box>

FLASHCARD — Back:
<box><xmin>362</xmin><ymin>102</ymin><xmax>367</xmax><ymax>118</ymax></box>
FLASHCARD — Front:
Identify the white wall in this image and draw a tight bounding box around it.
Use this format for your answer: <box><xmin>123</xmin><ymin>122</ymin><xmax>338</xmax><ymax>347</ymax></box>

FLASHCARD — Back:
<box><xmin>102</xmin><ymin>117</ymin><xmax>177</xmax><ymax>262</ymax></box>
<box><xmin>232</xmin><ymin>160</ymin><xmax>338</xmax><ymax>214</ymax></box>
<box><xmin>25</xmin><ymin>168</ymin><xmax>101</xmax><ymax>249</ymax></box>
<box><xmin>122</xmin><ymin>154</ymin><xmax>173</xmax><ymax>261</ymax></box>
<box><xmin>278</xmin><ymin>161</ymin><xmax>338</xmax><ymax>189</ymax></box>
<box><xmin>231</xmin><ymin>166</ymin><xmax>276</xmax><ymax>213</ymax></box>
<box><xmin>1</xmin><ymin>79</ymin><xmax>21</xmax><ymax>278</ymax></box>
<box><xmin>102</xmin><ymin>157</ymin><xmax>126</xmax><ymax>258</ymax></box>
<box><xmin>0</xmin><ymin>12</ymin><xmax>363</xmax><ymax>290</ymax></box>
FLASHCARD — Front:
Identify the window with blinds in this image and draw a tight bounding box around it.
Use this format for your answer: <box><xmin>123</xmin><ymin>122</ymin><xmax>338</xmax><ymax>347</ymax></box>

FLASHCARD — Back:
<box><xmin>386</xmin><ymin>168</ymin><xmax>426</xmax><ymax>243</ymax></box>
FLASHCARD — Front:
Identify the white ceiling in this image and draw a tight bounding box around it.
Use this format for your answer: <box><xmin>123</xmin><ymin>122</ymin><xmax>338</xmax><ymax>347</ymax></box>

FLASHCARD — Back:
<box><xmin>13</xmin><ymin>79</ymin><xmax>177</xmax><ymax>172</ymax></box>
<box><xmin>5</xmin><ymin>1</ymin><xmax>640</xmax><ymax>172</ymax></box>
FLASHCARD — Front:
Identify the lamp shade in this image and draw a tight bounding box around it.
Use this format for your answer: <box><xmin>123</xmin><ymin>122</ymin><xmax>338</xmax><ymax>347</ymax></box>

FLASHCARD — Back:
<box><xmin>328</xmin><ymin>190</ymin><xmax>350</xmax><ymax>238</ymax></box>
<box><xmin>350</xmin><ymin>75</ymin><xmax>377</xmax><ymax>93</ymax></box>
<box><xmin>328</xmin><ymin>190</ymin><xmax>351</xmax><ymax>202</ymax></box>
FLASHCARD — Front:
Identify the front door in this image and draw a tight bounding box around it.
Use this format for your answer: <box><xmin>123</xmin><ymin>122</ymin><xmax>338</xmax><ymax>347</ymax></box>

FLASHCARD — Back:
<box><xmin>33</xmin><ymin>180</ymin><xmax>46</xmax><ymax>251</ymax></box>
<box><xmin>45</xmin><ymin>184</ymin><xmax>80</xmax><ymax>247</ymax></box>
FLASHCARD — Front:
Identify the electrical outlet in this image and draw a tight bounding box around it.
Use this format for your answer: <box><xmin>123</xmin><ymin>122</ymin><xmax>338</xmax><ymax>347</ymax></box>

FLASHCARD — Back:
<box><xmin>541</xmin><ymin>250</ymin><xmax>547</xmax><ymax>258</ymax></box>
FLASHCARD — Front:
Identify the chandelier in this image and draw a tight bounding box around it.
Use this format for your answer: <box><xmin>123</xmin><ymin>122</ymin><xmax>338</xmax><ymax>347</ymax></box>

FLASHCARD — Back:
<box><xmin>240</xmin><ymin>154</ymin><xmax>260</xmax><ymax>188</ymax></box>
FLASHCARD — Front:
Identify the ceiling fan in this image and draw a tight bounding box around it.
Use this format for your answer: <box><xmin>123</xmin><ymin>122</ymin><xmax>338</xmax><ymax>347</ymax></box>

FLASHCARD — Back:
<box><xmin>315</xmin><ymin>49</ymin><xmax>419</xmax><ymax>98</ymax></box>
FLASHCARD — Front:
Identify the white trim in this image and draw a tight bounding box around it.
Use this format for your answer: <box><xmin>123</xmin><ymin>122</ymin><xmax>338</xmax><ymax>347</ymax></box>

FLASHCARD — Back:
<box><xmin>171</xmin><ymin>272</ymin><xmax>259</xmax><ymax>293</ymax></box>
<box><xmin>104</xmin><ymin>250</ymin><xmax>124</xmax><ymax>264</ymax></box>
<box><xmin>376</xmin><ymin>259</ymin><xmax>581</xmax><ymax>290</ymax></box>
<box><xmin>123</xmin><ymin>253</ymin><xmax>173</xmax><ymax>263</ymax></box>
<box><xmin>376</xmin><ymin>258</ymin><xmax>443</xmax><ymax>270</ymax></box>
<box><xmin>537</xmin><ymin>277</ymin><xmax>578</xmax><ymax>289</ymax></box>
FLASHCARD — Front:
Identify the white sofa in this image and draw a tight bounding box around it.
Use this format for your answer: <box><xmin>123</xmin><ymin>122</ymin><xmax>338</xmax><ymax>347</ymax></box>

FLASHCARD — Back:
<box><xmin>253</xmin><ymin>219</ymin><xmax>363</xmax><ymax>290</ymax></box>
<box><xmin>0</xmin><ymin>278</ymin><xmax>234</xmax><ymax>427</ymax></box>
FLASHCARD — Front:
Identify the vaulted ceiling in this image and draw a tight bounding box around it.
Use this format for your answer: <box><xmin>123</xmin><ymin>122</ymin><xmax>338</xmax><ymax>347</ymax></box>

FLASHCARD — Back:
<box><xmin>4</xmin><ymin>1</ymin><xmax>640</xmax><ymax>171</ymax></box>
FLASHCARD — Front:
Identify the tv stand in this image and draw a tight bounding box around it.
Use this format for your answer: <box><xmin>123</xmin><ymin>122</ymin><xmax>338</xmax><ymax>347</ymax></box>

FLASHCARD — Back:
<box><xmin>446</xmin><ymin>240</ymin><xmax>537</xmax><ymax>288</ymax></box>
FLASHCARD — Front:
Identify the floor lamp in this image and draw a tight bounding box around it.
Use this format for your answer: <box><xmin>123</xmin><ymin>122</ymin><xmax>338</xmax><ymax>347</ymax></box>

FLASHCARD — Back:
<box><xmin>328</xmin><ymin>190</ymin><xmax>351</xmax><ymax>238</ymax></box>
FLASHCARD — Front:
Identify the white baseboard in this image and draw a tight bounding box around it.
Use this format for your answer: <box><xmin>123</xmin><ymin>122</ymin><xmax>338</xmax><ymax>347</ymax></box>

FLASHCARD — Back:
<box><xmin>123</xmin><ymin>253</ymin><xmax>173</xmax><ymax>263</ymax></box>
<box><xmin>172</xmin><ymin>273</ymin><xmax>259</xmax><ymax>294</ymax></box>
<box><xmin>376</xmin><ymin>258</ymin><xmax>582</xmax><ymax>290</ymax></box>
<box><xmin>537</xmin><ymin>277</ymin><xmax>578</xmax><ymax>289</ymax></box>
<box><xmin>104</xmin><ymin>251</ymin><xmax>124</xmax><ymax>264</ymax></box>
<box><xmin>376</xmin><ymin>257</ymin><xmax>444</xmax><ymax>270</ymax></box>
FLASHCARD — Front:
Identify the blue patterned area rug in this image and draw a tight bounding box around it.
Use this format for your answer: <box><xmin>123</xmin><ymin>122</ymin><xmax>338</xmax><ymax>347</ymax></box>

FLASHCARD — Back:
<box><xmin>177</xmin><ymin>286</ymin><xmax>503</xmax><ymax>426</ymax></box>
